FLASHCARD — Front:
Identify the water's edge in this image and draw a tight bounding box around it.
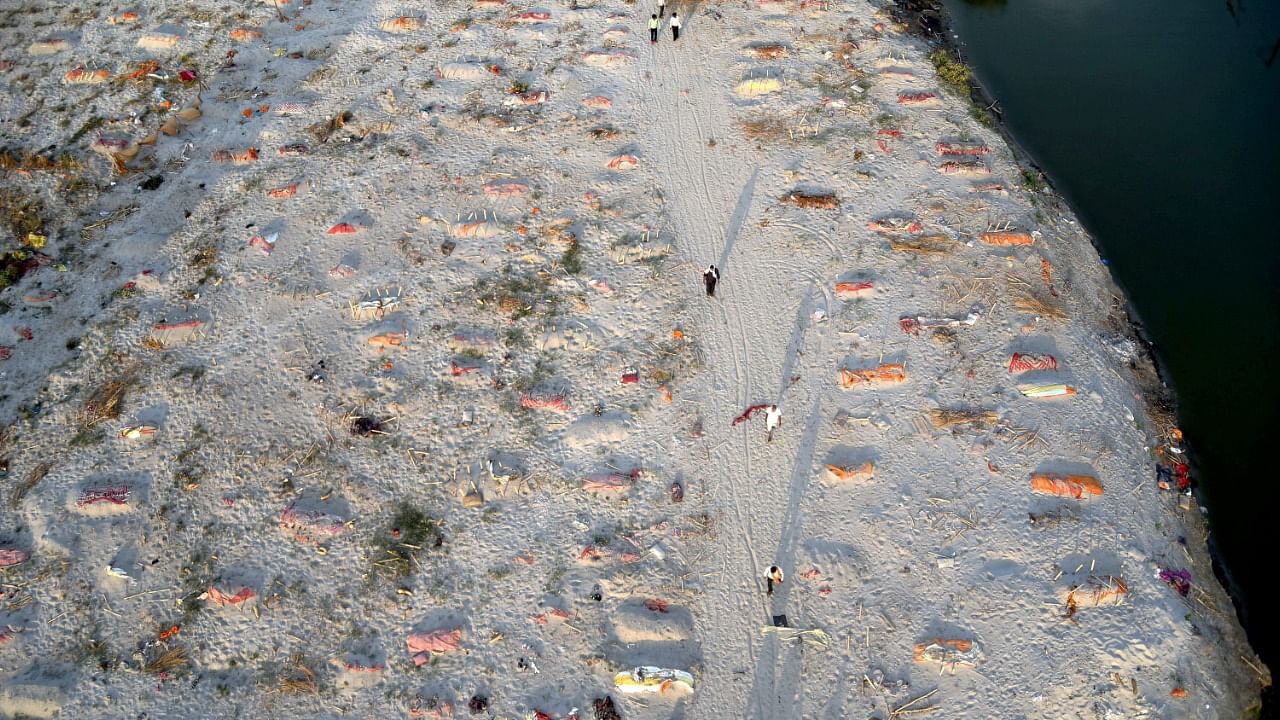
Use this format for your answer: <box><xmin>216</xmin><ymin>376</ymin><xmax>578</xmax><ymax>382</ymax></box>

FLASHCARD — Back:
<box><xmin>888</xmin><ymin>0</ymin><xmax>1273</xmax><ymax>711</ymax></box>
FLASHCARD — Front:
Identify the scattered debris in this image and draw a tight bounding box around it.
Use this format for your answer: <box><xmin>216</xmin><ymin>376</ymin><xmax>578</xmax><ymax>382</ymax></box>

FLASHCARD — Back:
<box><xmin>1064</xmin><ymin>575</ymin><xmax>1128</xmax><ymax>618</ymax></box>
<box><xmin>913</xmin><ymin>638</ymin><xmax>980</xmax><ymax>671</ymax></box>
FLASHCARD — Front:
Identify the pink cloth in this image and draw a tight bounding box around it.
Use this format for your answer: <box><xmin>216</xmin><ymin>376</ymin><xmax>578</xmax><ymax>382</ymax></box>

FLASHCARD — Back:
<box><xmin>520</xmin><ymin>392</ymin><xmax>570</xmax><ymax>412</ymax></box>
<box><xmin>1008</xmin><ymin>352</ymin><xmax>1058</xmax><ymax>373</ymax></box>
<box><xmin>407</xmin><ymin>628</ymin><xmax>463</xmax><ymax>665</ymax></box>
<box><xmin>203</xmin><ymin>586</ymin><xmax>255</xmax><ymax>606</ymax></box>
<box><xmin>0</xmin><ymin>548</ymin><xmax>30</xmax><ymax>568</ymax></box>
<box><xmin>280</xmin><ymin>505</ymin><xmax>347</xmax><ymax>536</ymax></box>
<box><xmin>77</xmin><ymin>486</ymin><xmax>130</xmax><ymax>507</ymax></box>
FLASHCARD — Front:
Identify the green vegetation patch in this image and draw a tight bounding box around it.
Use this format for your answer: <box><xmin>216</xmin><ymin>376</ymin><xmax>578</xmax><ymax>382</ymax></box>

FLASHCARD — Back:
<box><xmin>374</xmin><ymin>503</ymin><xmax>444</xmax><ymax>578</ymax></box>
<box><xmin>930</xmin><ymin>49</ymin><xmax>972</xmax><ymax>94</ymax></box>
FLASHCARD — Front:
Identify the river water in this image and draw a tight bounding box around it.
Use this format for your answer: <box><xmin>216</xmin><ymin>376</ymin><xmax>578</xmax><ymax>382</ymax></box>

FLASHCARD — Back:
<box><xmin>941</xmin><ymin>0</ymin><xmax>1280</xmax><ymax>676</ymax></box>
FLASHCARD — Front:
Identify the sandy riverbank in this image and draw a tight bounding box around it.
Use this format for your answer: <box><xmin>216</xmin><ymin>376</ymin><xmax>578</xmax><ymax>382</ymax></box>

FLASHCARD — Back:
<box><xmin>0</xmin><ymin>0</ymin><xmax>1268</xmax><ymax>717</ymax></box>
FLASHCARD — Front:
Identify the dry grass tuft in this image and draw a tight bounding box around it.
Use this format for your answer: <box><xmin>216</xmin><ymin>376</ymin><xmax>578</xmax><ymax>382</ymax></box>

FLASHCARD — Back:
<box><xmin>890</xmin><ymin>235</ymin><xmax>958</xmax><ymax>255</ymax></box>
<box><xmin>475</xmin><ymin>269</ymin><xmax>553</xmax><ymax>321</ymax></box>
<box><xmin>781</xmin><ymin>191</ymin><xmax>839</xmax><ymax>209</ymax></box>
<box><xmin>736</xmin><ymin>109</ymin><xmax>829</xmax><ymax>143</ymax></box>
<box><xmin>308</xmin><ymin>110</ymin><xmax>354</xmax><ymax>143</ymax></box>
<box><xmin>373</xmin><ymin>503</ymin><xmax>442</xmax><ymax>577</ymax></box>
<box><xmin>10</xmin><ymin>461</ymin><xmax>52</xmax><ymax>509</ymax></box>
<box><xmin>747</xmin><ymin>44</ymin><xmax>788</xmax><ymax>59</ymax></box>
<box><xmin>941</xmin><ymin>273</ymin><xmax>995</xmax><ymax>306</ymax></box>
<box><xmin>589</xmin><ymin>125</ymin><xmax>621</xmax><ymax>140</ymax></box>
<box><xmin>1012</xmin><ymin>289</ymin><xmax>1067</xmax><ymax>320</ymax></box>
<box><xmin>80</xmin><ymin>373</ymin><xmax>138</xmax><ymax>427</ymax></box>
<box><xmin>144</xmin><ymin>646</ymin><xmax>189</xmax><ymax>674</ymax></box>
<box><xmin>929</xmin><ymin>408</ymin><xmax>998</xmax><ymax>429</ymax></box>
<box><xmin>0</xmin><ymin>150</ymin><xmax>81</xmax><ymax>174</ymax></box>
<box><xmin>0</xmin><ymin>189</ymin><xmax>47</xmax><ymax>240</ymax></box>
<box><xmin>0</xmin><ymin>422</ymin><xmax>11</xmax><ymax>457</ymax></box>
<box><xmin>737</xmin><ymin>117</ymin><xmax>789</xmax><ymax>141</ymax></box>
<box><xmin>278</xmin><ymin>655</ymin><xmax>319</xmax><ymax>694</ymax></box>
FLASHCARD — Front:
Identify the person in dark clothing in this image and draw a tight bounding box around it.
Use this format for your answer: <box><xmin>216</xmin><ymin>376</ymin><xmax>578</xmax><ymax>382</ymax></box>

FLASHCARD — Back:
<box><xmin>703</xmin><ymin>264</ymin><xmax>719</xmax><ymax>296</ymax></box>
<box><xmin>648</xmin><ymin>14</ymin><xmax>659</xmax><ymax>42</ymax></box>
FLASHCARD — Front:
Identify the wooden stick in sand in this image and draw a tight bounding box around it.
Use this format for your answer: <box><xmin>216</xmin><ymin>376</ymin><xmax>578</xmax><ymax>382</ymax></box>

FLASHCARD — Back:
<box><xmin>1241</xmin><ymin>654</ymin><xmax>1268</xmax><ymax>682</ymax></box>
<box><xmin>890</xmin><ymin>688</ymin><xmax>939</xmax><ymax>718</ymax></box>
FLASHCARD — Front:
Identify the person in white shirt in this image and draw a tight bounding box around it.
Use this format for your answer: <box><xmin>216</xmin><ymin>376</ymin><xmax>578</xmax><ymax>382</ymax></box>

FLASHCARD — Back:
<box><xmin>658</xmin><ymin>0</ymin><xmax>666</xmax><ymax>17</ymax></box>
<box><xmin>765</xmin><ymin>405</ymin><xmax>781</xmax><ymax>442</ymax></box>
<box><xmin>670</xmin><ymin>12</ymin><xmax>681</xmax><ymax>41</ymax></box>
<box><xmin>766</xmin><ymin>565</ymin><xmax>784</xmax><ymax>595</ymax></box>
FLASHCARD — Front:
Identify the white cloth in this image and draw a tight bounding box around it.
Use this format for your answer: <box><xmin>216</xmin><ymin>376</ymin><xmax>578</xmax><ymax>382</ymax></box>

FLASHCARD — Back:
<box><xmin>670</xmin><ymin>15</ymin><xmax>681</xmax><ymax>27</ymax></box>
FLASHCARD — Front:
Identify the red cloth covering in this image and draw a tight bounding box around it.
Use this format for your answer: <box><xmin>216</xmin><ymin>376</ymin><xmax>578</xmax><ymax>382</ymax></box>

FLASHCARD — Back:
<box><xmin>731</xmin><ymin>404</ymin><xmax>771</xmax><ymax>427</ymax></box>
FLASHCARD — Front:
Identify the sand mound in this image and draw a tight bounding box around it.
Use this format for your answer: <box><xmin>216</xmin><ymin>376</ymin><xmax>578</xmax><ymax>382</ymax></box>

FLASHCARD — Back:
<box><xmin>437</xmin><ymin>62</ymin><xmax>494</xmax><ymax>80</ymax></box>
<box><xmin>0</xmin><ymin>684</ymin><xmax>64</xmax><ymax>719</ymax></box>
<box><xmin>823</xmin><ymin>462</ymin><xmax>875</xmax><ymax>484</ymax></box>
<box><xmin>137</xmin><ymin>32</ymin><xmax>182</xmax><ymax>50</ymax></box>
<box><xmin>610</xmin><ymin>604</ymin><xmax>694</xmax><ymax>643</ymax></box>
<box><xmin>582</xmin><ymin>50</ymin><xmax>635</xmax><ymax>67</ymax></box>
<box><xmin>67</xmin><ymin>484</ymin><xmax>140</xmax><ymax>516</ymax></box>
<box><xmin>28</xmin><ymin>38</ymin><xmax>72</xmax><ymax>55</ymax></box>
<box><xmin>563</xmin><ymin>413</ymin><xmax>631</xmax><ymax>447</ymax></box>
<box><xmin>379</xmin><ymin>16</ymin><xmax>421</xmax><ymax>32</ymax></box>
<box><xmin>449</xmin><ymin>218</ymin><xmax>503</xmax><ymax>238</ymax></box>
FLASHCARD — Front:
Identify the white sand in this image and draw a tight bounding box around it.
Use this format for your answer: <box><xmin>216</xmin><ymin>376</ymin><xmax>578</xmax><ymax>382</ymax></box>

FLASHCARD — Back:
<box><xmin>0</xmin><ymin>0</ymin><xmax>1268</xmax><ymax>717</ymax></box>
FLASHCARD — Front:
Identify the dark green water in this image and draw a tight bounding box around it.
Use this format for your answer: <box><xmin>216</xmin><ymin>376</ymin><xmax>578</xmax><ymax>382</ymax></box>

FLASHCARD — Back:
<box><xmin>941</xmin><ymin>0</ymin><xmax>1280</xmax><ymax>674</ymax></box>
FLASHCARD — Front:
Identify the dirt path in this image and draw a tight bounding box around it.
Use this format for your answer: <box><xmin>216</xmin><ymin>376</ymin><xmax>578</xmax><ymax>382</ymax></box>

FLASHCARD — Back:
<box><xmin>638</xmin><ymin>23</ymin><xmax>840</xmax><ymax>717</ymax></box>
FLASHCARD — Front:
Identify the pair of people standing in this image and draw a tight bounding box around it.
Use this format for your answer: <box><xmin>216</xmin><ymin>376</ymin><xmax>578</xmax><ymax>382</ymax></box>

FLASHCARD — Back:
<box><xmin>649</xmin><ymin>7</ymin><xmax>681</xmax><ymax>42</ymax></box>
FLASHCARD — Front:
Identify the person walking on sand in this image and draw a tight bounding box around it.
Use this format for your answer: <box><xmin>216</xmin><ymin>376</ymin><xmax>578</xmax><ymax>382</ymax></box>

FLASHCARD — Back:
<box><xmin>648</xmin><ymin>13</ymin><xmax>659</xmax><ymax>43</ymax></box>
<box><xmin>658</xmin><ymin>0</ymin><xmax>666</xmax><ymax>17</ymax></box>
<box><xmin>703</xmin><ymin>264</ymin><xmax>719</xmax><ymax>297</ymax></box>
<box><xmin>765</xmin><ymin>404</ymin><xmax>781</xmax><ymax>442</ymax></box>
<box><xmin>766</xmin><ymin>565</ymin><xmax>784</xmax><ymax>596</ymax></box>
<box><xmin>670</xmin><ymin>12</ymin><xmax>681</xmax><ymax>41</ymax></box>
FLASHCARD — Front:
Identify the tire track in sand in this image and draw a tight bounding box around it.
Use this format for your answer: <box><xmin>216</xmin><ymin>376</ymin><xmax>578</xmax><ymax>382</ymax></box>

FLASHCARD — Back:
<box><xmin>661</xmin><ymin>63</ymin><xmax>769</xmax><ymax>595</ymax></box>
<box><xmin>657</xmin><ymin>57</ymin><xmax>766</xmax><ymax>615</ymax></box>
<box><xmin>638</xmin><ymin>30</ymin><xmax>803</xmax><ymax>716</ymax></box>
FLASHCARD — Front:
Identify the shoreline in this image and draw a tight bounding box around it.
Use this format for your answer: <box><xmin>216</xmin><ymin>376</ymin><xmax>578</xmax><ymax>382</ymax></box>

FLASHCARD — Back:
<box><xmin>898</xmin><ymin>0</ymin><xmax>1275</xmax><ymax>708</ymax></box>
